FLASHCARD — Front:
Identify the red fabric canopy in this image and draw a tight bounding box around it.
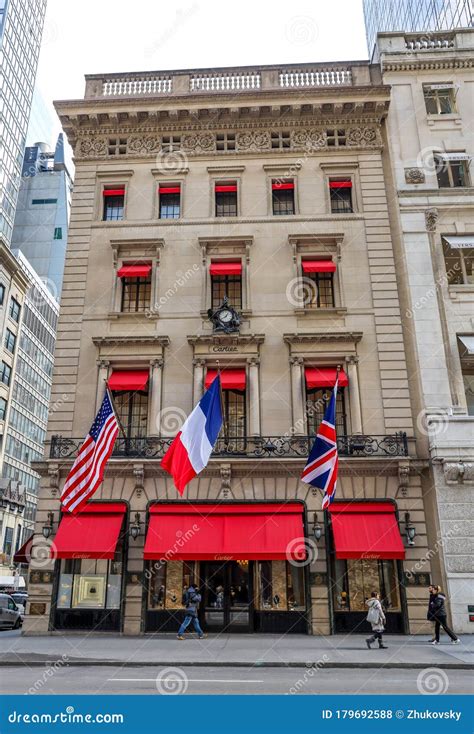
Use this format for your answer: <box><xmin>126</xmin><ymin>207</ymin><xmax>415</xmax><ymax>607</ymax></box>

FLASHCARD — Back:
<box><xmin>52</xmin><ymin>503</ymin><xmax>127</xmax><ymax>560</ymax></box>
<box><xmin>117</xmin><ymin>264</ymin><xmax>152</xmax><ymax>278</ymax></box>
<box><xmin>329</xmin><ymin>180</ymin><xmax>352</xmax><ymax>189</ymax></box>
<box><xmin>144</xmin><ymin>503</ymin><xmax>305</xmax><ymax>561</ymax></box>
<box><xmin>302</xmin><ymin>260</ymin><xmax>336</xmax><ymax>273</ymax></box>
<box><xmin>160</xmin><ymin>186</ymin><xmax>180</xmax><ymax>194</ymax></box>
<box><xmin>13</xmin><ymin>535</ymin><xmax>33</xmax><ymax>564</ymax></box>
<box><xmin>330</xmin><ymin>502</ymin><xmax>405</xmax><ymax>560</ymax></box>
<box><xmin>210</xmin><ymin>262</ymin><xmax>242</xmax><ymax>276</ymax></box>
<box><xmin>272</xmin><ymin>181</ymin><xmax>294</xmax><ymax>190</ymax></box>
<box><xmin>305</xmin><ymin>367</ymin><xmax>348</xmax><ymax>389</ymax></box>
<box><xmin>103</xmin><ymin>189</ymin><xmax>125</xmax><ymax>197</ymax></box>
<box><xmin>215</xmin><ymin>184</ymin><xmax>237</xmax><ymax>193</ymax></box>
<box><xmin>205</xmin><ymin>368</ymin><xmax>246</xmax><ymax>391</ymax></box>
<box><xmin>108</xmin><ymin>370</ymin><xmax>149</xmax><ymax>392</ymax></box>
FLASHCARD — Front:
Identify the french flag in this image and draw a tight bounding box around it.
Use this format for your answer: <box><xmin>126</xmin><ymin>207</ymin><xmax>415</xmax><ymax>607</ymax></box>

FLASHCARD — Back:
<box><xmin>161</xmin><ymin>376</ymin><xmax>223</xmax><ymax>494</ymax></box>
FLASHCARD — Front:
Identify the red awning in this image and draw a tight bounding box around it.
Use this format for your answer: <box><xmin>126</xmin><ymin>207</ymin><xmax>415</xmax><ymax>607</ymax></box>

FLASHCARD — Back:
<box><xmin>52</xmin><ymin>503</ymin><xmax>127</xmax><ymax>560</ymax></box>
<box><xmin>329</xmin><ymin>180</ymin><xmax>352</xmax><ymax>189</ymax></box>
<box><xmin>302</xmin><ymin>260</ymin><xmax>336</xmax><ymax>273</ymax></box>
<box><xmin>205</xmin><ymin>368</ymin><xmax>246</xmax><ymax>391</ymax></box>
<box><xmin>330</xmin><ymin>502</ymin><xmax>405</xmax><ymax>560</ymax></box>
<box><xmin>305</xmin><ymin>367</ymin><xmax>349</xmax><ymax>389</ymax></box>
<box><xmin>210</xmin><ymin>262</ymin><xmax>242</xmax><ymax>276</ymax></box>
<box><xmin>13</xmin><ymin>535</ymin><xmax>33</xmax><ymax>564</ymax></box>
<box><xmin>160</xmin><ymin>186</ymin><xmax>181</xmax><ymax>194</ymax></box>
<box><xmin>144</xmin><ymin>503</ymin><xmax>305</xmax><ymax>561</ymax></box>
<box><xmin>108</xmin><ymin>370</ymin><xmax>149</xmax><ymax>392</ymax></box>
<box><xmin>117</xmin><ymin>264</ymin><xmax>152</xmax><ymax>278</ymax></box>
<box><xmin>103</xmin><ymin>188</ymin><xmax>125</xmax><ymax>197</ymax></box>
<box><xmin>272</xmin><ymin>181</ymin><xmax>294</xmax><ymax>190</ymax></box>
<box><xmin>215</xmin><ymin>184</ymin><xmax>237</xmax><ymax>193</ymax></box>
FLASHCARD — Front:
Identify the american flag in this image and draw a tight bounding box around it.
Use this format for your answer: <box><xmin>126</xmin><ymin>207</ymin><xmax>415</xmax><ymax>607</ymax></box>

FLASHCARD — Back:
<box><xmin>301</xmin><ymin>380</ymin><xmax>339</xmax><ymax>510</ymax></box>
<box><xmin>61</xmin><ymin>392</ymin><xmax>119</xmax><ymax>514</ymax></box>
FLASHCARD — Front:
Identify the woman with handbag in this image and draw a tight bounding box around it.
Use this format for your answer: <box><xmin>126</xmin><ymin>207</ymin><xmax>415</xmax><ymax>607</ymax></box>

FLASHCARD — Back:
<box><xmin>365</xmin><ymin>591</ymin><xmax>387</xmax><ymax>649</ymax></box>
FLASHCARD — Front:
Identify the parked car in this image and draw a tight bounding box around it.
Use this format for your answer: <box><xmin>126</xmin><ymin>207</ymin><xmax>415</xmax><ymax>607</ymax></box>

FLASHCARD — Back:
<box><xmin>10</xmin><ymin>593</ymin><xmax>27</xmax><ymax>620</ymax></box>
<box><xmin>0</xmin><ymin>593</ymin><xmax>22</xmax><ymax>629</ymax></box>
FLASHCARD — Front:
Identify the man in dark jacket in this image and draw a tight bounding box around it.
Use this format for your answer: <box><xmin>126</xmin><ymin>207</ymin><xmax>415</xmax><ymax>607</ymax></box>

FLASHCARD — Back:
<box><xmin>177</xmin><ymin>584</ymin><xmax>206</xmax><ymax>640</ymax></box>
<box><xmin>428</xmin><ymin>586</ymin><xmax>460</xmax><ymax>645</ymax></box>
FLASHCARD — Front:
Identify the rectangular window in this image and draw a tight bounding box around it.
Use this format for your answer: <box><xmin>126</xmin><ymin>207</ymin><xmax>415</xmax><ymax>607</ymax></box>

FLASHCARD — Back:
<box><xmin>443</xmin><ymin>240</ymin><xmax>473</xmax><ymax>285</ymax></box>
<box><xmin>162</xmin><ymin>135</ymin><xmax>181</xmax><ymax>152</ymax></box>
<box><xmin>423</xmin><ymin>84</ymin><xmax>456</xmax><ymax>115</ymax></box>
<box><xmin>215</xmin><ymin>182</ymin><xmax>237</xmax><ymax>217</ymax></box>
<box><xmin>221</xmin><ymin>389</ymin><xmax>246</xmax><ymax>442</ymax></box>
<box><xmin>255</xmin><ymin>561</ymin><xmax>305</xmax><ymax>611</ymax></box>
<box><xmin>463</xmin><ymin>371</ymin><xmax>474</xmax><ymax>416</ymax></box>
<box><xmin>332</xmin><ymin>559</ymin><xmax>401</xmax><ymax>613</ymax></box>
<box><xmin>0</xmin><ymin>396</ymin><xmax>6</xmax><ymax>421</ymax></box>
<box><xmin>113</xmin><ymin>389</ymin><xmax>149</xmax><ymax>439</ymax></box>
<box><xmin>57</xmin><ymin>547</ymin><xmax>123</xmax><ymax>610</ymax></box>
<box><xmin>2</xmin><ymin>526</ymin><xmax>13</xmax><ymax>556</ymax></box>
<box><xmin>108</xmin><ymin>137</ymin><xmax>127</xmax><ymax>155</ymax></box>
<box><xmin>271</xmin><ymin>131</ymin><xmax>291</xmax><ymax>149</ymax></box>
<box><xmin>159</xmin><ymin>185</ymin><xmax>181</xmax><ymax>219</ymax></box>
<box><xmin>31</xmin><ymin>198</ymin><xmax>58</xmax><ymax>205</ymax></box>
<box><xmin>121</xmin><ymin>275</ymin><xmax>152</xmax><ymax>312</ymax></box>
<box><xmin>0</xmin><ymin>361</ymin><xmax>11</xmax><ymax>386</ymax></box>
<box><xmin>302</xmin><ymin>262</ymin><xmax>335</xmax><ymax>308</ymax></box>
<box><xmin>306</xmin><ymin>387</ymin><xmax>347</xmax><ymax>435</ymax></box>
<box><xmin>327</xmin><ymin>129</ymin><xmax>346</xmax><ymax>147</ymax></box>
<box><xmin>0</xmin><ymin>283</ymin><xmax>4</xmax><ymax>305</ymax></box>
<box><xmin>216</xmin><ymin>133</ymin><xmax>236</xmax><ymax>151</ymax></box>
<box><xmin>103</xmin><ymin>187</ymin><xmax>125</xmax><ymax>221</ymax></box>
<box><xmin>4</xmin><ymin>328</ymin><xmax>16</xmax><ymax>353</ymax></box>
<box><xmin>272</xmin><ymin>180</ymin><xmax>295</xmax><ymax>215</ymax></box>
<box><xmin>329</xmin><ymin>179</ymin><xmax>353</xmax><ymax>213</ymax></box>
<box><xmin>210</xmin><ymin>262</ymin><xmax>243</xmax><ymax>310</ymax></box>
<box><xmin>9</xmin><ymin>297</ymin><xmax>21</xmax><ymax>323</ymax></box>
<box><xmin>53</xmin><ymin>227</ymin><xmax>62</xmax><ymax>239</ymax></box>
<box><xmin>435</xmin><ymin>156</ymin><xmax>470</xmax><ymax>188</ymax></box>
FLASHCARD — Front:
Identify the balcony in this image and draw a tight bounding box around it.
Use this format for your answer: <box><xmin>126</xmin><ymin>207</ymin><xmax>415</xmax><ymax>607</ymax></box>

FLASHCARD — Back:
<box><xmin>50</xmin><ymin>433</ymin><xmax>408</xmax><ymax>461</ymax></box>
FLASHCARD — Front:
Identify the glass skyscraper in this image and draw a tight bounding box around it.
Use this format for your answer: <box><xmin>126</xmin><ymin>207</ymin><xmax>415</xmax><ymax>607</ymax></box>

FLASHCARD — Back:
<box><xmin>0</xmin><ymin>0</ymin><xmax>47</xmax><ymax>243</ymax></box>
<box><xmin>363</xmin><ymin>0</ymin><xmax>474</xmax><ymax>54</ymax></box>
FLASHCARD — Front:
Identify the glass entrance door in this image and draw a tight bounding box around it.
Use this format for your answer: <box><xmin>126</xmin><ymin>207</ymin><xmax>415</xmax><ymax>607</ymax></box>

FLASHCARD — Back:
<box><xmin>201</xmin><ymin>561</ymin><xmax>252</xmax><ymax>632</ymax></box>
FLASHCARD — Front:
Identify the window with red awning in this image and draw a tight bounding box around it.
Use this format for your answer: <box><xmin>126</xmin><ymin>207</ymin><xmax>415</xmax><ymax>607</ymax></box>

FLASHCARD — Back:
<box><xmin>305</xmin><ymin>367</ymin><xmax>348</xmax><ymax>389</ymax></box>
<box><xmin>302</xmin><ymin>260</ymin><xmax>336</xmax><ymax>273</ymax></box>
<box><xmin>103</xmin><ymin>188</ymin><xmax>125</xmax><ymax>197</ymax></box>
<box><xmin>108</xmin><ymin>370</ymin><xmax>149</xmax><ymax>392</ymax></box>
<box><xmin>205</xmin><ymin>368</ymin><xmax>246</xmax><ymax>391</ymax></box>
<box><xmin>209</xmin><ymin>262</ymin><xmax>242</xmax><ymax>276</ymax></box>
<box><xmin>52</xmin><ymin>503</ymin><xmax>127</xmax><ymax>560</ymax></box>
<box><xmin>117</xmin><ymin>264</ymin><xmax>152</xmax><ymax>279</ymax></box>
<box><xmin>329</xmin><ymin>502</ymin><xmax>406</xmax><ymax>560</ymax></box>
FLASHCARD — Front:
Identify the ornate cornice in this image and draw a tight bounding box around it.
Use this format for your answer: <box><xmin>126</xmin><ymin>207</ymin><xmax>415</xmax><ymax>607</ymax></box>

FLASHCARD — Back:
<box><xmin>92</xmin><ymin>335</ymin><xmax>170</xmax><ymax>347</ymax></box>
<box><xmin>382</xmin><ymin>58</ymin><xmax>474</xmax><ymax>73</ymax></box>
<box><xmin>187</xmin><ymin>333</ymin><xmax>265</xmax><ymax>347</ymax></box>
<box><xmin>283</xmin><ymin>331</ymin><xmax>363</xmax><ymax>345</ymax></box>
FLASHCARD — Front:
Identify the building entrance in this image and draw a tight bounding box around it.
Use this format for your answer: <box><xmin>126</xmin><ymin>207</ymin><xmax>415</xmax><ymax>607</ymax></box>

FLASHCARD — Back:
<box><xmin>200</xmin><ymin>561</ymin><xmax>253</xmax><ymax>633</ymax></box>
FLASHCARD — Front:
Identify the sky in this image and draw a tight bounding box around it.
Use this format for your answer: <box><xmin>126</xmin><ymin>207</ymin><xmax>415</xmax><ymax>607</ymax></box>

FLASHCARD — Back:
<box><xmin>29</xmin><ymin>0</ymin><xmax>368</xmax><ymax>148</ymax></box>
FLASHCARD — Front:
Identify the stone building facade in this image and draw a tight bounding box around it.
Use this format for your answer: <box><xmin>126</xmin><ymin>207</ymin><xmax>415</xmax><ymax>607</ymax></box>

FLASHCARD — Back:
<box><xmin>24</xmin><ymin>62</ymin><xmax>433</xmax><ymax>636</ymax></box>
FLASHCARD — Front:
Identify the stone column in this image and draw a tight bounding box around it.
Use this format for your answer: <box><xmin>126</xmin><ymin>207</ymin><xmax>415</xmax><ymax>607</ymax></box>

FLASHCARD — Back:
<box><xmin>346</xmin><ymin>356</ymin><xmax>363</xmax><ymax>434</ymax></box>
<box><xmin>193</xmin><ymin>359</ymin><xmax>205</xmax><ymax>402</ymax></box>
<box><xmin>96</xmin><ymin>360</ymin><xmax>110</xmax><ymax>411</ymax></box>
<box><xmin>290</xmin><ymin>357</ymin><xmax>305</xmax><ymax>435</ymax></box>
<box><xmin>148</xmin><ymin>359</ymin><xmax>163</xmax><ymax>436</ymax></box>
<box><xmin>248</xmin><ymin>358</ymin><xmax>260</xmax><ymax>436</ymax></box>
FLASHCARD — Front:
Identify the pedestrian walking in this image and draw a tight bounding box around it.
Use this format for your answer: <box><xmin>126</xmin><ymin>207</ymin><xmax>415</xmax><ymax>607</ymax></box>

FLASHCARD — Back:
<box><xmin>429</xmin><ymin>585</ymin><xmax>460</xmax><ymax>645</ymax></box>
<box><xmin>426</xmin><ymin>585</ymin><xmax>436</xmax><ymax>642</ymax></box>
<box><xmin>177</xmin><ymin>583</ymin><xmax>206</xmax><ymax>640</ymax></box>
<box><xmin>365</xmin><ymin>591</ymin><xmax>387</xmax><ymax>649</ymax></box>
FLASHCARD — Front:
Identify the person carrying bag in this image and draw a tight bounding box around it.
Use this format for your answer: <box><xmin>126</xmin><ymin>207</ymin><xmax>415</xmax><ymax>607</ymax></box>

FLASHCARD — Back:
<box><xmin>365</xmin><ymin>591</ymin><xmax>387</xmax><ymax>649</ymax></box>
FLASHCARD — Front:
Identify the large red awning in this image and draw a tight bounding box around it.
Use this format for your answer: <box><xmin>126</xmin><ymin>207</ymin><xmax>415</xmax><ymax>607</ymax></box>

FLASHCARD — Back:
<box><xmin>51</xmin><ymin>503</ymin><xmax>127</xmax><ymax>560</ymax></box>
<box><xmin>144</xmin><ymin>503</ymin><xmax>305</xmax><ymax>561</ymax></box>
<box><xmin>210</xmin><ymin>262</ymin><xmax>242</xmax><ymax>276</ymax></box>
<box><xmin>329</xmin><ymin>180</ymin><xmax>352</xmax><ymax>189</ymax></box>
<box><xmin>272</xmin><ymin>181</ymin><xmax>294</xmax><ymax>190</ymax></box>
<box><xmin>302</xmin><ymin>260</ymin><xmax>336</xmax><ymax>273</ymax></box>
<box><xmin>108</xmin><ymin>370</ymin><xmax>149</xmax><ymax>392</ymax></box>
<box><xmin>305</xmin><ymin>367</ymin><xmax>349</xmax><ymax>389</ymax></box>
<box><xmin>330</xmin><ymin>502</ymin><xmax>405</xmax><ymax>560</ymax></box>
<box><xmin>103</xmin><ymin>188</ymin><xmax>125</xmax><ymax>197</ymax></box>
<box><xmin>215</xmin><ymin>184</ymin><xmax>237</xmax><ymax>193</ymax></box>
<box><xmin>159</xmin><ymin>186</ymin><xmax>181</xmax><ymax>194</ymax></box>
<box><xmin>13</xmin><ymin>535</ymin><xmax>33</xmax><ymax>564</ymax></box>
<box><xmin>205</xmin><ymin>368</ymin><xmax>246</xmax><ymax>391</ymax></box>
<box><xmin>116</xmin><ymin>264</ymin><xmax>152</xmax><ymax>278</ymax></box>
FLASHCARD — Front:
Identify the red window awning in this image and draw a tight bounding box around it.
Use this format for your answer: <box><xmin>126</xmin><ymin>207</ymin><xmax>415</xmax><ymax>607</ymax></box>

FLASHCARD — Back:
<box><xmin>330</xmin><ymin>502</ymin><xmax>405</xmax><ymax>560</ymax></box>
<box><xmin>160</xmin><ymin>186</ymin><xmax>181</xmax><ymax>194</ymax></box>
<box><xmin>108</xmin><ymin>370</ymin><xmax>149</xmax><ymax>392</ymax></box>
<box><xmin>302</xmin><ymin>260</ymin><xmax>336</xmax><ymax>274</ymax></box>
<box><xmin>215</xmin><ymin>184</ymin><xmax>237</xmax><ymax>193</ymax></box>
<box><xmin>117</xmin><ymin>264</ymin><xmax>152</xmax><ymax>278</ymax></box>
<box><xmin>13</xmin><ymin>535</ymin><xmax>33</xmax><ymax>564</ymax></box>
<box><xmin>144</xmin><ymin>503</ymin><xmax>305</xmax><ymax>561</ymax></box>
<box><xmin>329</xmin><ymin>180</ymin><xmax>352</xmax><ymax>189</ymax></box>
<box><xmin>305</xmin><ymin>367</ymin><xmax>349</xmax><ymax>389</ymax></box>
<box><xmin>103</xmin><ymin>188</ymin><xmax>125</xmax><ymax>197</ymax></box>
<box><xmin>205</xmin><ymin>368</ymin><xmax>246</xmax><ymax>391</ymax></box>
<box><xmin>272</xmin><ymin>181</ymin><xmax>294</xmax><ymax>190</ymax></box>
<box><xmin>210</xmin><ymin>262</ymin><xmax>242</xmax><ymax>276</ymax></box>
<box><xmin>51</xmin><ymin>503</ymin><xmax>127</xmax><ymax>560</ymax></box>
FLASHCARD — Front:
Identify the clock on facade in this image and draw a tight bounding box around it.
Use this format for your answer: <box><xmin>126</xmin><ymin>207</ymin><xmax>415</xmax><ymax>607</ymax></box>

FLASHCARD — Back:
<box><xmin>207</xmin><ymin>296</ymin><xmax>241</xmax><ymax>333</ymax></box>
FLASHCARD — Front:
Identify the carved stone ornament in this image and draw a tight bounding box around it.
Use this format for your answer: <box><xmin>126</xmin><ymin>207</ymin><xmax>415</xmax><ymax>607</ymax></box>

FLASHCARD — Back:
<box><xmin>425</xmin><ymin>208</ymin><xmax>439</xmax><ymax>232</ymax></box>
<box><xmin>443</xmin><ymin>461</ymin><xmax>474</xmax><ymax>484</ymax></box>
<box><xmin>346</xmin><ymin>126</ymin><xmax>378</xmax><ymax>147</ymax></box>
<box><xmin>398</xmin><ymin>465</ymin><xmax>410</xmax><ymax>497</ymax></box>
<box><xmin>127</xmin><ymin>135</ymin><xmax>161</xmax><ymax>154</ymax></box>
<box><xmin>182</xmin><ymin>132</ymin><xmax>216</xmax><ymax>153</ymax></box>
<box><xmin>48</xmin><ymin>465</ymin><xmax>60</xmax><ymax>497</ymax></box>
<box><xmin>219</xmin><ymin>464</ymin><xmax>232</xmax><ymax>499</ymax></box>
<box><xmin>291</xmin><ymin>128</ymin><xmax>326</xmax><ymax>151</ymax></box>
<box><xmin>235</xmin><ymin>130</ymin><xmax>271</xmax><ymax>152</ymax></box>
<box><xmin>405</xmin><ymin>167</ymin><xmax>425</xmax><ymax>184</ymax></box>
<box><xmin>133</xmin><ymin>464</ymin><xmax>145</xmax><ymax>497</ymax></box>
<box><xmin>76</xmin><ymin>137</ymin><xmax>108</xmax><ymax>157</ymax></box>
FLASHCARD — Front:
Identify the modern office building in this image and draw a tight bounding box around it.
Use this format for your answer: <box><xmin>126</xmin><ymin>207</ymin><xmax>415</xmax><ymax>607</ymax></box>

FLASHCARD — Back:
<box><xmin>25</xmin><ymin>61</ymin><xmax>434</xmax><ymax>637</ymax></box>
<box><xmin>11</xmin><ymin>136</ymin><xmax>73</xmax><ymax>296</ymax></box>
<box><xmin>0</xmin><ymin>0</ymin><xmax>47</xmax><ymax>243</ymax></box>
<box><xmin>377</xmin><ymin>28</ymin><xmax>474</xmax><ymax>632</ymax></box>
<box><xmin>364</xmin><ymin>0</ymin><xmax>473</xmax><ymax>55</ymax></box>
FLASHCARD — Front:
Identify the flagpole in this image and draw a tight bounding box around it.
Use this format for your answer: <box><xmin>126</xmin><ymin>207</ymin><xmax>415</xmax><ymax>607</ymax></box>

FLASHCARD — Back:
<box><xmin>216</xmin><ymin>360</ymin><xmax>228</xmax><ymax>442</ymax></box>
<box><xmin>106</xmin><ymin>385</ymin><xmax>127</xmax><ymax>441</ymax></box>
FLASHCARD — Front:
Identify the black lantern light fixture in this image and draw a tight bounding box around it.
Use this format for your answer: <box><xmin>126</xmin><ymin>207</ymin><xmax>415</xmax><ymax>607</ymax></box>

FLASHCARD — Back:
<box><xmin>313</xmin><ymin>512</ymin><xmax>323</xmax><ymax>542</ymax></box>
<box><xmin>129</xmin><ymin>512</ymin><xmax>141</xmax><ymax>540</ymax></box>
<box><xmin>42</xmin><ymin>511</ymin><xmax>54</xmax><ymax>539</ymax></box>
<box><xmin>405</xmin><ymin>512</ymin><xmax>416</xmax><ymax>546</ymax></box>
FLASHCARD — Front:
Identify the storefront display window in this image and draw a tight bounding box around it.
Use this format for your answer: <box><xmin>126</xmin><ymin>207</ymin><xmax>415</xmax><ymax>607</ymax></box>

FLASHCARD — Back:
<box><xmin>332</xmin><ymin>559</ymin><xmax>401</xmax><ymax>613</ymax></box>
<box><xmin>147</xmin><ymin>561</ymin><xmax>198</xmax><ymax>610</ymax></box>
<box><xmin>56</xmin><ymin>549</ymin><xmax>124</xmax><ymax>611</ymax></box>
<box><xmin>255</xmin><ymin>561</ymin><xmax>305</xmax><ymax>611</ymax></box>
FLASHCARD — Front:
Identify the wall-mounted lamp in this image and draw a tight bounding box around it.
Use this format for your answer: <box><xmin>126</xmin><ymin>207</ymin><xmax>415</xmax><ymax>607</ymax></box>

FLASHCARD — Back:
<box><xmin>42</xmin><ymin>511</ymin><xmax>54</xmax><ymax>539</ymax></box>
<box><xmin>405</xmin><ymin>512</ymin><xmax>416</xmax><ymax>547</ymax></box>
<box><xmin>129</xmin><ymin>512</ymin><xmax>141</xmax><ymax>540</ymax></box>
<box><xmin>313</xmin><ymin>512</ymin><xmax>323</xmax><ymax>542</ymax></box>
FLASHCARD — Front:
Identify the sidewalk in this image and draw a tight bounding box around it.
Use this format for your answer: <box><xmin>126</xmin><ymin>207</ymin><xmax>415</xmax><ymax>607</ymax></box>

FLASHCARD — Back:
<box><xmin>1</xmin><ymin>633</ymin><xmax>472</xmax><ymax>669</ymax></box>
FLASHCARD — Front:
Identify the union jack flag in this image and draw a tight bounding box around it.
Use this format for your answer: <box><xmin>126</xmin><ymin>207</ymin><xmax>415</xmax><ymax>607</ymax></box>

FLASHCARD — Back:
<box><xmin>301</xmin><ymin>380</ymin><xmax>339</xmax><ymax>510</ymax></box>
<box><xmin>61</xmin><ymin>392</ymin><xmax>119</xmax><ymax>514</ymax></box>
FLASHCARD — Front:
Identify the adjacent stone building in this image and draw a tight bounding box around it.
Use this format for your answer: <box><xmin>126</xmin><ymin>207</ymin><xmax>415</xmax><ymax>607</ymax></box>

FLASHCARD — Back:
<box><xmin>25</xmin><ymin>61</ymin><xmax>434</xmax><ymax>636</ymax></box>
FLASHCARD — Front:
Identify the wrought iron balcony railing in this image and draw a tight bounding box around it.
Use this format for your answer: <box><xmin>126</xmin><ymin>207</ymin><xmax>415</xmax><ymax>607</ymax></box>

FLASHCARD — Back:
<box><xmin>50</xmin><ymin>433</ymin><xmax>408</xmax><ymax>461</ymax></box>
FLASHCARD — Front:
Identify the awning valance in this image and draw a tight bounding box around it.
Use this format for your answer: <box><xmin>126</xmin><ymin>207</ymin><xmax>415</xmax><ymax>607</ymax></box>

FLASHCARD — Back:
<box><xmin>329</xmin><ymin>180</ymin><xmax>352</xmax><ymax>189</ymax></box>
<box><xmin>13</xmin><ymin>535</ymin><xmax>33</xmax><ymax>564</ymax></box>
<box><xmin>458</xmin><ymin>335</ymin><xmax>474</xmax><ymax>355</ymax></box>
<box><xmin>103</xmin><ymin>188</ymin><xmax>125</xmax><ymax>197</ymax></box>
<box><xmin>117</xmin><ymin>264</ymin><xmax>152</xmax><ymax>278</ymax></box>
<box><xmin>205</xmin><ymin>368</ymin><xmax>246</xmax><ymax>391</ymax></box>
<box><xmin>210</xmin><ymin>262</ymin><xmax>242</xmax><ymax>276</ymax></box>
<box><xmin>272</xmin><ymin>181</ymin><xmax>294</xmax><ymax>190</ymax></box>
<box><xmin>108</xmin><ymin>370</ymin><xmax>149</xmax><ymax>392</ymax></box>
<box><xmin>215</xmin><ymin>184</ymin><xmax>237</xmax><ymax>193</ymax></box>
<box><xmin>330</xmin><ymin>502</ymin><xmax>405</xmax><ymax>560</ymax></box>
<box><xmin>443</xmin><ymin>236</ymin><xmax>474</xmax><ymax>249</ymax></box>
<box><xmin>305</xmin><ymin>367</ymin><xmax>348</xmax><ymax>389</ymax></box>
<box><xmin>159</xmin><ymin>186</ymin><xmax>181</xmax><ymax>194</ymax></box>
<box><xmin>144</xmin><ymin>503</ymin><xmax>305</xmax><ymax>561</ymax></box>
<box><xmin>437</xmin><ymin>153</ymin><xmax>471</xmax><ymax>161</ymax></box>
<box><xmin>302</xmin><ymin>260</ymin><xmax>336</xmax><ymax>274</ymax></box>
<box><xmin>51</xmin><ymin>503</ymin><xmax>127</xmax><ymax>560</ymax></box>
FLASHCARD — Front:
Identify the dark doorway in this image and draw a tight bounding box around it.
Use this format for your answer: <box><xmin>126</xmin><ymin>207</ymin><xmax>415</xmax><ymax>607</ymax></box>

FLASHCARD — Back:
<box><xmin>200</xmin><ymin>561</ymin><xmax>253</xmax><ymax>632</ymax></box>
